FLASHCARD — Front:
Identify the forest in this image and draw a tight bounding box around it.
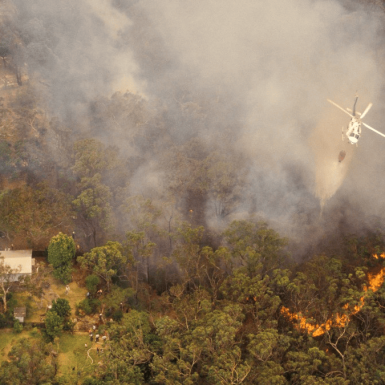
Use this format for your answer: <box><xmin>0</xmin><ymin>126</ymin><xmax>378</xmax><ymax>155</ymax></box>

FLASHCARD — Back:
<box><xmin>1</xmin><ymin>0</ymin><xmax>385</xmax><ymax>384</ymax></box>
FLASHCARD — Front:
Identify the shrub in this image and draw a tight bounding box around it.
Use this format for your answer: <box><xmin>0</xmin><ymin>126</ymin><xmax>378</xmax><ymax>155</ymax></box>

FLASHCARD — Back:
<box><xmin>63</xmin><ymin>319</ymin><xmax>75</xmax><ymax>332</ymax></box>
<box><xmin>48</xmin><ymin>233</ymin><xmax>75</xmax><ymax>284</ymax></box>
<box><xmin>0</xmin><ymin>313</ymin><xmax>7</xmax><ymax>328</ymax></box>
<box><xmin>5</xmin><ymin>292</ymin><xmax>13</xmax><ymax>301</ymax></box>
<box><xmin>85</xmin><ymin>275</ymin><xmax>100</xmax><ymax>294</ymax></box>
<box><xmin>4</xmin><ymin>293</ymin><xmax>17</xmax><ymax>315</ymax></box>
<box><xmin>45</xmin><ymin>311</ymin><xmax>63</xmax><ymax>340</ymax></box>
<box><xmin>13</xmin><ymin>319</ymin><xmax>23</xmax><ymax>333</ymax></box>
<box><xmin>76</xmin><ymin>298</ymin><xmax>101</xmax><ymax>316</ymax></box>
<box><xmin>29</xmin><ymin>327</ymin><xmax>40</xmax><ymax>337</ymax></box>
<box><xmin>76</xmin><ymin>299</ymin><xmax>92</xmax><ymax>315</ymax></box>
<box><xmin>112</xmin><ymin>310</ymin><xmax>123</xmax><ymax>322</ymax></box>
<box><xmin>51</xmin><ymin>298</ymin><xmax>71</xmax><ymax>318</ymax></box>
<box><xmin>52</xmin><ymin>264</ymin><xmax>72</xmax><ymax>285</ymax></box>
<box><xmin>89</xmin><ymin>299</ymin><xmax>101</xmax><ymax>313</ymax></box>
<box><xmin>82</xmin><ymin>378</ymin><xmax>105</xmax><ymax>385</ymax></box>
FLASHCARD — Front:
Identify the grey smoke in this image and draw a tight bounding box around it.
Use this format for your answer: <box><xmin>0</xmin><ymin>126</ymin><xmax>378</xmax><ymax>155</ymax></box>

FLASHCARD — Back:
<box><xmin>9</xmin><ymin>0</ymin><xmax>385</xmax><ymax>255</ymax></box>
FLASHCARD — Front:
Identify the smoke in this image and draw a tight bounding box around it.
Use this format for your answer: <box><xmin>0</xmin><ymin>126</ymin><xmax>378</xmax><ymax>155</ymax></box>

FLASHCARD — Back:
<box><xmin>8</xmin><ymin>0</ymin><xmax>385</xmax><ymax>255</ymax></box>
<box><xmin>11</xmin><ymin>0</ymin><xmax>142</xmax><ymax>119</ymax></box>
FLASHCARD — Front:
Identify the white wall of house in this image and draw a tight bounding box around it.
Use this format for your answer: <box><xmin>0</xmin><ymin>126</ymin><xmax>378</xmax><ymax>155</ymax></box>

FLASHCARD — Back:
<box><xmin>0</xmin><ymin>250</ymin><xmax>33</xmax><ymax>282</ymax></box>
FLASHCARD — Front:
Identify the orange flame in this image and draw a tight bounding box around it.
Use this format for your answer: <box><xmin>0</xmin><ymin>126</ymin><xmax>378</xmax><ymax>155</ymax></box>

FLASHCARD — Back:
<box><xmin>282</xmin><ymin>254</ymin><xmax>385</xmax><ymax>337</ymax></box>
<box><xmin>372</xmin><ymin>253</ymin><xmax>385</xmax><ymax>260</ymax></box>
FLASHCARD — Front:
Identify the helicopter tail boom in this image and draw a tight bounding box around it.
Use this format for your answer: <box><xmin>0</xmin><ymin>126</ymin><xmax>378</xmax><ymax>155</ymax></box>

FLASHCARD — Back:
<box><xmin>352</xmin><ymin>95</ymin><xmax>358</xmax><ymax>116</ymax></box>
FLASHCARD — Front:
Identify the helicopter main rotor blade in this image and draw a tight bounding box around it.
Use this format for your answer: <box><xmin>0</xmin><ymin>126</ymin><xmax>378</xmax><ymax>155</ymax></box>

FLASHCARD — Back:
<box><xmin>360</xmin><ymin>103</ymin><xmax>373</xmax><ymax>119</ymax></box>
<box><xmin>362</xmin><ymin>122</ymin><xmax>385</xmax><ymax>138</ymax></box>
<box><xmin>327</xmin><ymin>99</ymin><xmax>354</xmax><ymax>118</ymax></box>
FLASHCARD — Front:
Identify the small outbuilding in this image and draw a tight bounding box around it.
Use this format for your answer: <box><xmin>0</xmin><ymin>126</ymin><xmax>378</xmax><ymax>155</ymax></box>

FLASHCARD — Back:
<box><xmin>14</xmin><ymin>307</ymin><xmax>26</xmax><ymax>323</ymax></box>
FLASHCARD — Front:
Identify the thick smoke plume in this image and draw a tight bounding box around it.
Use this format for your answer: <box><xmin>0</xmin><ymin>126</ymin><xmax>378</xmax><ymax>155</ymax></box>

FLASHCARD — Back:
<box><xmin>8</xmin><ymin>0</ymin><xmax>385</xmax><ymax>256</ymax></box>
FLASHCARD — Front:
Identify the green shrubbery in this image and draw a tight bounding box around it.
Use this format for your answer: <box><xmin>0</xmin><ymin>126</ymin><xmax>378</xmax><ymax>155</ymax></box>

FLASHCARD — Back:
<box><xmin>76</xmin><ymin>298</ymin><xmax>101</xmax><ymax>316</ymax></box>
<box><xmin>51</xmin><ymin>298</ymin><xmax>71</xmax><ymax>318</ymax></box>
<box><xmin>44</xmin><ymin>311</ymin><xmax>63</xmax><ymax>341</ymax></box>
<box><xmin>44</xmin><ymin>298</ymin><xmax>72</xmax><ymax>340</ymax></box>
<box><xmin>13</xmin><ymin>319</ymin><xmax>23</xmax><ymax>333</ymax></box>
<box><xmin>85</xmin><ymin>275</ymin><xmax>100</xmax><ymax>295</ymax></box>
<box><xmin>48</xmin><ymin>233</ymin><xmax>76</xmax><ymax>284</ymax></box>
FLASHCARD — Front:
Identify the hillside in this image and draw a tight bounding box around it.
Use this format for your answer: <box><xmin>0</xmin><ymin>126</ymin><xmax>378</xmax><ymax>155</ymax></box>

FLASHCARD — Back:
<box><xmin>1</xmin><ymin>0</ymin><xmax>385</xmax><ymax>384</ymax></box>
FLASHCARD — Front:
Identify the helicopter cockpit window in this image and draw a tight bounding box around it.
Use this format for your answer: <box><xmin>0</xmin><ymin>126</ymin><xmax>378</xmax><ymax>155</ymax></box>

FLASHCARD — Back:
<box><xmin>355</xmin><ymin>135</ymin><xmax>359</xmax><ymax>139</ymax></box>
<box><xmin>350</xmin><ymin>133</ymin><xmax>355</xmax><ymax>137</ymax></box>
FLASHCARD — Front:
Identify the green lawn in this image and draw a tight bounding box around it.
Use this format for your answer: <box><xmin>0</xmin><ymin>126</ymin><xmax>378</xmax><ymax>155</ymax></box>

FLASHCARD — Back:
<box><xmin>0</xmin><ymin>330</ymin><xmax>103</xmax><ymax>382</ymax></box>
<box><xmin>12</xmin><ymin>272</ymin><xmax>88</xmax><ymax>323</ymax></box>
<box><xmin>58</xmin><ymin>332</ymin><xmax>105</xmax><ymax>380</ymax></box>
<box><xmin>12</xmin><ymin>292</ymin><xmax>42</xmax><ymax>323</ymax></box>
<box><xmin>1</xmin><ymin>271</ymin><xmax>99</xmax><ymax>382</ymax></box>
<box><xmin>0</xmin><ymin>330</ymin><xmax>16</xmax><ymax>361</ymax></box>
<box><xmin>0</xmin><ymin>329</ymin><xmax>39</xmax><ymax>362</ymax></box>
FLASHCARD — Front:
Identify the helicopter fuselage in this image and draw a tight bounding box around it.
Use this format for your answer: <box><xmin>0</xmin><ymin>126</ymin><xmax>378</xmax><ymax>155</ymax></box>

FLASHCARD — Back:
<box><xmin>328</xmin><ymin>95</ymin><xmax>385</xmax><ymax>145</ymax></box>
<box><xmin>345</xmin><ymin>117</ymin><xmax>361</xmax><ymax>144</ymax></box>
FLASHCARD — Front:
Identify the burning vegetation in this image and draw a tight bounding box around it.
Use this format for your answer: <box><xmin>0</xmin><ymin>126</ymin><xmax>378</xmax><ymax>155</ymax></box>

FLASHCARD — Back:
<box><xmin>282</xmin><ymin>252</ymin><xmax>385</xmax><ymax>337</ymax></box>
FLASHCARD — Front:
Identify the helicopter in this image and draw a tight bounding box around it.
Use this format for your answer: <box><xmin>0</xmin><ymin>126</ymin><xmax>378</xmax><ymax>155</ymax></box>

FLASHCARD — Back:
<box><xmin>327</xmin><ymin>95</ymin><xmax>385</xmax><ymax>145</ymax></box>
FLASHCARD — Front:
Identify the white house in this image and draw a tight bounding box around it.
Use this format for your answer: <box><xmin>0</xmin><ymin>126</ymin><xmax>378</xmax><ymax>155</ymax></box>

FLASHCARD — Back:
<box><xmin>0</xmin><ymin>250</ymin><xmax>34</xmax><ymax>282</ymax></box>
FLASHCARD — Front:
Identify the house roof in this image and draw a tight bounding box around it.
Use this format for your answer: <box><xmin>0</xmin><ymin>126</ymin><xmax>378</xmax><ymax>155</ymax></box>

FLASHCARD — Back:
<box><xmin>14</xmin><ymin>307</ymin><xmax>26</xmax><ymax>317</ymax></box>
<box><xmin>0</xmin><ymin>250</ymin><xmax>32</xmax><ymax>274</ymax></box>
<box><xmin>0</xmin><ymin>250</ymin><xmax>32</xmax><ymax>258</ymax></box>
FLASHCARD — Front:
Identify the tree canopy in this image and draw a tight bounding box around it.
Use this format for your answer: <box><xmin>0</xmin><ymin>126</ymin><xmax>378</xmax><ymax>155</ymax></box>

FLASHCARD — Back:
<box><xmin>77</xmin><ymin>241</ymin><xmax>126</xmax><ymax>290</ymax></box>
<box><xmin>47</xmin><ymin>232</ymin><xmax>76</xmax><ymax>284</ymax></box>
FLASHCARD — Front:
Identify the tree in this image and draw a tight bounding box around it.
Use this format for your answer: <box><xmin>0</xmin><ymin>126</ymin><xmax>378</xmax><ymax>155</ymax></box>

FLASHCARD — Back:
<box><xmin>100</xmin><ymin>311</ymin><xmax>152</xmax><ymax>383</ymax></box>
<box><xmin>0</xmin><ymin>258</ymin><xmax>22</xmax><ymax>313</ymax></box>
<box><xmin>124</xmin><ymin>231</ymin><xmax>156</xmax><ymax>294</ymax></box>
<box><xmin>0</xmin><ymin>338</ymin><xmax>57</xmax><ymax>385</ymax></box>
<box><xmin>85</xmin><ymin>274</ymin><xmax>100</xmax><ymax>295</ymax></box>
<box><xmin>0</xmin><ymin>41</ymin><xmax>10</xmax><ymax>68</ymax></box>
<box><xmin>171</xmin><ymin>223</ymin><xmax>230</xmax><ymax>300</ymax></box>
<box><xmin>344</xmin><ymin>336</ymin><xmax>385</xmax><ymax>384</ymax></box>
<box><xmin>203</xmin><ymin>151</ymin><xmax>247</xmax><ymax>219</ymax></box>
<box><xmin>220</xmin><ymin>270</ymin><xmax>282</xmax><ymax>329</ymax></box>
<box><xmin>72</xmin><ymin>174</ymin><xmax>113</xmax><ymax>248</ymax></box>
<box><xmin>200</xmin><ymin>246</ymin><xmax>231</xmax><ymax>302</ymax></box>
<box><xmin>223</xmin><ymin>220</ymin><xmax>288</xmax><ymax>277</ymax></box>
<box><xmin>151</xmin><ymin>304</ymin><xmax>249</xmax><ymax>385</ymax></box>
<box><xmin>72</xmin><ymin>139</ymin><xmax>118</xmax><ymax>179</ymax></box>
<box><xmin>102</xmin><ymin>286</ymin><xmax>134</xmax><ymax>313</ymax></box>
<box><xmin>45</xmin><ymin>311</ymin><xmax>63</xmax><ymax>341</ymax></box>
<box><xmin>171</xmin><ymin>223</ymin><xmax>206</xmax><ymax>290</ymax></box>
<box><xmin>51</xmin><ymin>298</ymin><xmax>71</xmax><ymax>318</ymax></box>
<box><xmin>71</xmin><ymin>139</ymin><xmax>118</xmax><ymax>248</ymax></box>
<box><xmin>151</xmin><ymin>316</ymin><xmax>200</xmax><ymax>385</ymax></box>
<box><xmin>77</xmin><ymin>241</ymin><xmax>126</xmax><ymax>290</ymax></box>
<box><xmin>48</xmin><ymin>233</ymin><xmax>76</xmax><ymax>284</ymax></box>
<box><xmin>0</xmin><ymin>184</ymin><xmax>73</xmax><ymax>249</ymax></box>
<box><xmin>49</xmin><ymin>298</ymin><xmax>74</xmax><ymax>333</ymax></box>
<box><xmin>247</xmin><ymin>329</ymin><xmax>290</xmax><ymax>384</ymax></box>
<box><xmin>0</xmin><ymin>18</ymin><xmax>25</xmax><ymax>86</ymax></box>
<box><xmin>13</xmin><ymin>319</ymin><xmax>23</xmax><ymax>333</ymax></box>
